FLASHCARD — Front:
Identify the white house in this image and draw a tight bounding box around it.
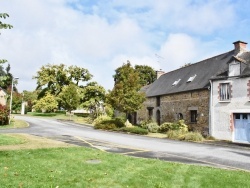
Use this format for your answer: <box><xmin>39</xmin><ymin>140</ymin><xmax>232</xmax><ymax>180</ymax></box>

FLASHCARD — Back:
<box><xmin>210</xmin><ymin>41</ymin><xmax>250</xmax><ymax>143</ymax></box>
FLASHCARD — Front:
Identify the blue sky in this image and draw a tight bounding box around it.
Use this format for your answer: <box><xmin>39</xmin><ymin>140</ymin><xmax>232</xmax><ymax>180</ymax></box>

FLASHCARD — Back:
<box><xmin>0</xmin><ymin>0</ymin><xmax>250</xmax><ymax>91</ymax></box>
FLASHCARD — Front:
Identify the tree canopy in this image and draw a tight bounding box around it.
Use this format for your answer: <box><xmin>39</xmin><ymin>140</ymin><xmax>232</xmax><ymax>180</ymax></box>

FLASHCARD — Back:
<box><xmin>135</xmin><ymin>65</ymin><xmax>156</xmax><ymax>86</ymax></box>
<box><xmin>33</xmin><ymin>64</ymin><xmax>92</xmax><ymax>99</ymax></box>
<box><xmin>0</xmin><ymin>13</ymin><xmax>14</xmax><ymax>90</ymax></box>
<box><xmin>58</xmin><ymin>84</ymin><xmax>80</xmax><ymax>112</ymax></box>
<box><xmin>107</xmin><ymin>61</ymin><xmax>145</xmax><ymax>117</ymax></box>
<box><xmin>80</xmin><ymin>81</ymin><xmax>106</xmax><ymax>117</ymax></box>
<box><xmin>33</xmin><ymin>92</ymin><xmax>58</xmax><ymax>113</ymax></box>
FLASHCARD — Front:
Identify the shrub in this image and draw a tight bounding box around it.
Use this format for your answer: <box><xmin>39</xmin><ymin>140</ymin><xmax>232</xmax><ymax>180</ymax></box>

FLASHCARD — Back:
<box><xmin>0</xmin><ymin>105</ymin><xmax>9</xmax><ymax>125</ymax></box>
<box><xmin>159</xmin><ymin>122</ymin><xmax>174</xmax><ymax>133</ymax></box>
<box><xmin>118</xmin><ymin>127</ymin><xmax>148</xmax><ymax>135</ymax></box>
<box><xmin>144</xmin><ymin>122</ymin><xmax>159</xmax><ymax>133</ymax></box>
<box><xmin>93</xmin><ymin>117</ymin><xmax>125</xmax><ymax>130</ymax></box>
<box><xmin>93</xmin><ymin>115</ymin><xmax>111</xmax><ymax>126</ymax></box>
<box><xmin>94</xmin><ymin>123</ymin><xmax>116</xmax><ymax>130</ymax></box>
<box><xmin>139</xmin><ymin>119</ymin><xmax>154</xmax><ymax>129</ymax></box>
<box><xmin>159</xmin><ymin>120</ymin><xmax>188</xmax><ymax>133</ymax></box>
<box><xmin>113</xmin><ymin>117</ymin><xmax>125</xmax><ymax>128</ymax></box>
<box><xmin>183</xmin><ymin>132</ymin><xmax>204</xmax><ymax>142</ymax></box>
<box><xmin>166</xmin><ymin>129</ymin><xmax>187</xmax><ymax>140</ymax></box>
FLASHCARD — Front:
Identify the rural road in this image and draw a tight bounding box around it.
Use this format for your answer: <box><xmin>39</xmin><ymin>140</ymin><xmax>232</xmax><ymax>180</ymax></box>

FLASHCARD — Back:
<box><xmin>1</xmin><ymin>116</ymin><xmax>250</xmax><ymax>172</ymax></box>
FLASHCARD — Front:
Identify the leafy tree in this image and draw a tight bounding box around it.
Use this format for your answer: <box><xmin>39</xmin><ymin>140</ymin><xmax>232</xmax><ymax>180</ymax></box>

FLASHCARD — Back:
<box><xmin>0</xmin><ymin>13</ymin><xmax>13</xmax><ymax>31</ymax></box>
<box><xmin>33</xmin><ymin>92</ymin><xmax>58</xmax><ymax>113</ymax></box>
<box><xmin>23</xmin><ymin>90</ymin><xmax>39</xmax><ymax>112</ymax></box>
<box><xmin>107</xmin><ymin>61</ymin><xmax>146</xmax><ymax>118</ymax></box>
<box><xmin>33</xmin><ymin>64</ymin><xmax>92</xmax><ymax>99</ymax></box>
<box><xmin>11</xmin><ymin>92</ymin><xmax>22</xmax><ymax>113</ymax></box>
<box><xmin>58</xmin><ymin>84</ymin><xmax>80</xmax><ymax>113</ymax></box>
<box><xmin>80</xmin><ymin>82</ymin><xmax>106</xmax><ymax>117</ymax></box>
<box><xmin>135</xmin><ymin>65</ymin><xmax>156</xmax><ymax>86</ymax></box>
<box><xmin>0</xmin><ymin>13</ymin><xmax>13</xmax><ymax>86</ymax></box>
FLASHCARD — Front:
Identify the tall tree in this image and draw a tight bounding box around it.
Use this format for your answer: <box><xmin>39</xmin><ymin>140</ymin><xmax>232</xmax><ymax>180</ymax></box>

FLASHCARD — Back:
<box><xmin>33</xmin><ymin>64</ymin><xmax>92</xmax><ymax>99</ymax></box>
<box><xmin>135</xmin><ymin>65</ymin><xmax>156</xmax><ymax>86</ymax></box>
<box><xmin>107</xmin><ymin>61</ymin><xmax>145</xmax><ymax>118</ymax></box>
<box><xmin>80</xmin><ymin>81</ymin><xmax>106</xmax><ymax>117</ymax></box>
<box><xmin>0</xmin><ymin>13</ymin><xmax>13</xmax><ymax>87</ymax></box>
<box><xmin>58</xmin><ymin>84</ymin><xmax>80</xmax><ymax>113</ymax></box>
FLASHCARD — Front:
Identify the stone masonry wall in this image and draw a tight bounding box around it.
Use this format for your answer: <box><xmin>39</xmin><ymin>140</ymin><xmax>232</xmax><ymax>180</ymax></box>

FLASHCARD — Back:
<box><xmin>137</xmin><ymin>89</ymin><xmax>210</xmax><ymax>135</ymax></box>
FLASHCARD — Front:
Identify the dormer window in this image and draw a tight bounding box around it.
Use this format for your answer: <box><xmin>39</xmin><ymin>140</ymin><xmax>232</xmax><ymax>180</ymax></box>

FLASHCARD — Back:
<box><xmin>172</xmin><ymin>79</ymin><xmax>181</xmax><ymax>86</ymax></box>
<box><xmin>187</xmin><ymin>74</ymin><xmax>196</xmax><ymax>83</ymax></box>
<box><xmin>229</xmin><ymin>61</ymin><xmax>240</xmax><ymax>77</ymax></box>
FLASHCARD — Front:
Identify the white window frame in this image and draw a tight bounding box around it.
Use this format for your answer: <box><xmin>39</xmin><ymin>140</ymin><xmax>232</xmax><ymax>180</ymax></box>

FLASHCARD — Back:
<box><xmin>220</xmin><ymin>83</ymin><xmax>231</xmax><ymax>101</ymax></box>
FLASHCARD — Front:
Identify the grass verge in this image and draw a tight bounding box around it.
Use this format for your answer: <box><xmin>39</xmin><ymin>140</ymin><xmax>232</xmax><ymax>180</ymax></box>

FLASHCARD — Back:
<box><xmin>0</xmin><ymin>134</ymin><xmax>27</xmax><ymax>146</ymax></box>
<box><xmin>0</xmin><ymin>119</ymin><xmax>29</xmax><ymax>129</ymax></box>
<box><xmin>0</xmin><ymin>147</ymin><xmax>249</xmax><ymax>187</ymax></box>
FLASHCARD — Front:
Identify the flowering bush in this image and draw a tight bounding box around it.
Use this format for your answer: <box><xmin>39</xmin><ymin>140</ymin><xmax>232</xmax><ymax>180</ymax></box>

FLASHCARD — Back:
<box><xmin>0</xmin><ymin>104</ymin><xmax>9</xmax><ymax>125</ymax></box>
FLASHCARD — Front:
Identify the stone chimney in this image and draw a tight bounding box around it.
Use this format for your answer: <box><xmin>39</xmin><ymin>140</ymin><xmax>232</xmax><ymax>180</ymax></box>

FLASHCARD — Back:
<box><xmin>156</xmin><ymin>69</ymin><xmax>165</xmax><ymax>79</ymax></box>
<box><xmin>233</xmin><ymin>41</ymin><xmax>247</xmax><ymax>55</ymax></box>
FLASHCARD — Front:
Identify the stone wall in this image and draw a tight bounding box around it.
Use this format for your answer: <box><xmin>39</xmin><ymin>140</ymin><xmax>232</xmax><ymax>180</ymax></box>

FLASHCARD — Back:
<box><xmin>137</xmin><ymin>89</ymin><xmax>210</xmax><ymax>135</ymax></box>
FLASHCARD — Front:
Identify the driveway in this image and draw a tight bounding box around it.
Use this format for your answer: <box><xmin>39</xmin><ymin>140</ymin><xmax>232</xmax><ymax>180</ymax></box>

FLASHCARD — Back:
<box><xmin>1</xmin><ymin>115</ymin><xmax>250</xmax><ymax>172</ymax></box>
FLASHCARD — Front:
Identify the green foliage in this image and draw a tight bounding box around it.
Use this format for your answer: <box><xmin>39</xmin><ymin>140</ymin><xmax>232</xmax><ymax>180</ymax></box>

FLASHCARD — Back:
<box><xmin>23</xmin><ymin>90</ymin><xmax>38</xmax><ymax>112</ymax></box>
<box><xmin>94</xmin><ymin>122</ymin><xmax>116</xmax><ymax>130</ymax></box>
<box><xmin>182</xmin><ymin>132</ymin><xmax>204</xmax><ymax>142</ymax></box>
<box><xmin>0</xmin><ymin>105</ymin><xmax>9</xmax><ymax>125</ymax></box>
<box><xmin>166</xmin><ymin>129</ymin><xmax>187</xmax><ymax>140</ymax></box>
<box><xmin>58</xmin><ymin>84</ymin><xmax>80</xmax><ymax>112</ymax></box>
<box><xmin>104</xmin><ymin>104</ymin><xmax>114</xmax><ymax>117</ymax></box>
<box><xmin>94</xmin><ymin>118</ymin><xmax>125</xmax><ymax>130</ymax></box>
<box><xmin>93</xmin><ymin>115</ymin><xmax>111</xmax><ymax>125</ymax></box>
<box><xmin>79</xmin><ymin>81</ymin><xmax>106</xmax><ymax>117</ymax></box>
<box><xmin>33</xmin><ymin>64</ymin><xmax>92</xmax><ymax>99</ymax></box>
<box><xmin>159</xmin><ymin>120</ymin><xmax>188</xmax><ymax>133</ymax></box>
<box><xmin>0</xmin><ymin>13</ymin><xmax>13</xmax><ymax>30</ymax></box>
<box><xmin>107</xmin><ymin>61</ymin><xmax>146</xmax><ymax>116</ymax></box>
<box><xmin>118</xmin><ymin>126</ymin><xmax>148</xmax><ymax>135</ymax></box>
<box><xmin>33</xmin><ymin>92</ymin><xmax>58</xmax><ymax>113</ymax></box>
<box><xmin>135</xmin><ymin>65</ymin><xmax>156</xmax><ymax>86</ymax></box>
<box><xmin>0</xmin><ymin>13</ymin><xmax>13</xmax><ymax>77</ymax></box>
<box><xmin>144</xmin><ymin>122</ymin><xmax>159</xmax><ymax>133</ymax></box>
<box><xmin>11</xmin><ymin>92</ymin><xmax>22</xmax><ymax>113</ymax></box>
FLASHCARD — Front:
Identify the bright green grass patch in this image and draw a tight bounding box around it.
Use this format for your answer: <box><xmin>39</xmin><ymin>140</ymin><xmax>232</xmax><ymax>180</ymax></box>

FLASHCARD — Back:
<box><xmin>0</xmin><ymin>147</ymin><xmax>249</xmax><ymax>188</ymax></box>
<box><xmin>0</xmin><ymin>134</ymin><xmax>26</xmax><ymax>146</ymax></box>
<box><xmin>0</xmin><ymin>119</ymin><xmax>29</xmax><ymax>129</ymax></box>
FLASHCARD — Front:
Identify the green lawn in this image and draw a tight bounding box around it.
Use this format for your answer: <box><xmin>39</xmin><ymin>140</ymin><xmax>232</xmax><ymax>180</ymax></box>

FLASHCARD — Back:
<box><xmin>0</xmin><ymin>134</ymin><xmax>27</xmax><ymax>146</ymax></box>
<box><xmin>0</xmin><ymin>147</ymin><xmax>249</xmax><ymax>188</ymax></box>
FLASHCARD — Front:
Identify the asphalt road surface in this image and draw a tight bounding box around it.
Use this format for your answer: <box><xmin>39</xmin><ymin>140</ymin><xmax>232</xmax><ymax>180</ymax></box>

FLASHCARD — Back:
<box><xmin>1</xmin><ymin>116</ymin><xmax>250</xmax><ymax>172</ymax></box>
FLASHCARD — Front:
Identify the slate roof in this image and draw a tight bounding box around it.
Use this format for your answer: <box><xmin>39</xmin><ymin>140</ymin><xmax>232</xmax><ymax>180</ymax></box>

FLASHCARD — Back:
<box><xmin>145</xmin><ymin>50</ymin><xmax>236</xmax><ymax>97</ymax></box>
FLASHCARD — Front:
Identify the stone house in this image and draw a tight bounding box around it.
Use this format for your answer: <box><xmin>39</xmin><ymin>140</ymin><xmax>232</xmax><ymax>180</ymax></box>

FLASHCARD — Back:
<box><xmin>210</xmin><ymin>41</ymin><xmax>250</xmax><ymax>143</ymax></box>
<box><xmin>0</xmin><ymin>87</ymin><xmax>7</xmax><ymax>106</ymax></box>
<box><xmin>137</xmin><ymin>41</ymin><xmax>248</xmax><ymax>136</ymax></box>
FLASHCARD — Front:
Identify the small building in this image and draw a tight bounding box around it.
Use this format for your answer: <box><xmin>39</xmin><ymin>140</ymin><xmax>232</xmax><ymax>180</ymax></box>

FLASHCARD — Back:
<box><xmin>137</xmin><ymin>41</ymin><xmax>250</xmax><ymax>138</ymax></box>
<box><xmin>210</xmin><ymin>41</ymin><xmax>250</xmax><ymax>143</ymax></box>
<box><xmin>0</xmin><ymin>87</ymin><xmax>7</xmax><ymax>106</ymax></box>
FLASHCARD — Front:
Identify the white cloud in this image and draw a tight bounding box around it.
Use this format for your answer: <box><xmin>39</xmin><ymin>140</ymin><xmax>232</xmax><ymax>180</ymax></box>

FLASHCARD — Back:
<box><xmin>0</xmin><ymin>0</ymin><xmax>248</xmax><ymax>92</ymax></box>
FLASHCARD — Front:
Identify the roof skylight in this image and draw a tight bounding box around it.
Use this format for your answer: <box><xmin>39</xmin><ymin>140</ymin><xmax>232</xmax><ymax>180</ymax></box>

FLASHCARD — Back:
<box><xmin>187</xmin><ymin>74</ymin><xmax>196</xmax><ymax>82</ymax></box>
<box><xmin>172</xmin><ymin>79</ymin><xmax>181</xmax><ymax>86</ymax></box>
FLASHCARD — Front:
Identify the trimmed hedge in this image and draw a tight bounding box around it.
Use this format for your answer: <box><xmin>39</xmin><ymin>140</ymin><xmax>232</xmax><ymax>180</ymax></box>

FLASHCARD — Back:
<box><xmin>118</xmin><ymin>127</ymin><xmax>148</xmax><ymax>135</ymax></box>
